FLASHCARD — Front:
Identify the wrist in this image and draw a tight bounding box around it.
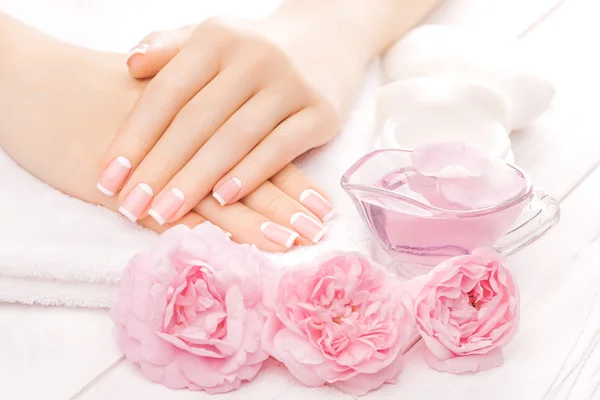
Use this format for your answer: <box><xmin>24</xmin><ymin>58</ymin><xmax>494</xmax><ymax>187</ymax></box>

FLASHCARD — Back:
<box><xmin>265</xmin><ymin>0</ymin><xmax>441</xmax><ymax>65</ymax></box>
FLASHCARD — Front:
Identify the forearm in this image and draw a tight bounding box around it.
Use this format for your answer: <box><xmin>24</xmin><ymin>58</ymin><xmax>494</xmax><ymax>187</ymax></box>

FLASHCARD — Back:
<box><xmin>266</xmin><ymin>0</ymin><xmax>442</xmax><ymax>66</ymax></box>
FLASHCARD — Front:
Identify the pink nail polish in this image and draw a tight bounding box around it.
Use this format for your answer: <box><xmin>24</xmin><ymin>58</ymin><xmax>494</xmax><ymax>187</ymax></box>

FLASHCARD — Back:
<box><xmin>148</xmin><ymin>188</ymin><xmax>185</xmax><ymax>225</ymax></box>
<box><xmin>97</xmin><ymin>156</ymin><xmax>131</xmax><ymax>196</ymax></box>
<box><xmin>260</xmin><ymin>222</ymin><xmax>299</xmax><ymax>248</ymax></box>
<box><xmin>119</xmin><ymin>183</ymin><xmax>153</xmax><ymax>222</ymax></box>
<box><xmin>299</xmin><ymin>189</ymin><xmax>335</xmax><ymax>222</ymax></box>
<box><xmin>290</xmin><ymin>212</ymin><xmax>327</xmax><ymax>243</ymax></box>
<box><xmin>213</xmin><ymin>177</ymin><xmax>242</xmax><ymax>206</ymax></box>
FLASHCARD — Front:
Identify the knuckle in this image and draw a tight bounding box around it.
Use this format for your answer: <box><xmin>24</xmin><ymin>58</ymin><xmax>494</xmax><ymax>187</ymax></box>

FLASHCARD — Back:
<box><xmin>244</xmin><ymin>39</ymin><xmax>290</xmax><ymax>76</ymax></box>
<box><xmin>277</xmin><ymin>127</ymin><xmax>301</xmax><ymax>151</ymax></box>
<box><xmin>243</xmin><ymin>156</ymin><xmax>268</xmax><ymax>176</ymax></box>
<box><xmin>152</xmin><ymin>73</ymin><xmax>188</xmax><ymax>95</ymax></box>
<box><xmin>225</xmin><ymin>116</ymin><xmax>261</xmax><ymax>139</ymax></box>
<box><xmin>305</xmin><ymin>103</ymin><xmax>341</xmax><ymax>144</ymax></box>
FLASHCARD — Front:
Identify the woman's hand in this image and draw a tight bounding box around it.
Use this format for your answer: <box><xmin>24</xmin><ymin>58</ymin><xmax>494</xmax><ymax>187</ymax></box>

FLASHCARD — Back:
<box><xmin>98</xmin><ymin>18</ymin><xmax>340</xmax><ymax>228</ymax></box>
<box><xmin>0</xmin><ymin>16</ymin><xmax>333</xmax><ymax>251</ymax></box>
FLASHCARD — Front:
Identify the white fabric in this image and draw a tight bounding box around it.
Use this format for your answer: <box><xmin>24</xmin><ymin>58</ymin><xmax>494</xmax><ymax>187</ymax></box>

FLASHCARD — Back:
<box><xmin>0</xmin><ymin>0</ymin><xmax>379</xmax><ymax>307</ymax></box>
<box><xmin>381</xmin><ymin>25</ymin><xmax>555</xmax><ymax>131</ymax></box>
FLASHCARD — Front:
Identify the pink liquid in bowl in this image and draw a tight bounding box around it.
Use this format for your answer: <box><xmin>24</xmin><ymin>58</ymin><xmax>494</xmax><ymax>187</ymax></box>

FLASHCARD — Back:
<box><xmin>346</xmin><ymin>164</ymin><xmax>529</xmax><ymax>274</ymax></box>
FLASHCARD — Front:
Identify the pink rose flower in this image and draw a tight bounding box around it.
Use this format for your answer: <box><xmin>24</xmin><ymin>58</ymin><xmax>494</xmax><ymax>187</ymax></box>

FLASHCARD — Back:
<box><xmin>110</xmin><ymin>223</ymin><xmax>273</xmax><ymax>394</ymax></box>
<box><xmin>262</xmin><ymin>253</ymin><xmax>413</xmax><ymax>396</ymax></box>
<box><xmin>409</xmin><ymin>249</ymin><xmax>519</xmax><ymax>373</ymax></box>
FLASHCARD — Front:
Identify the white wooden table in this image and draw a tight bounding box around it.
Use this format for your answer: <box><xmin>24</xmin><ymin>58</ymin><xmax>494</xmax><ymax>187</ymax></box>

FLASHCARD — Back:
<box><xmin>2</xmin><ymin>0</ymin><xmax>600</xmax><ymax>399</ymax></box>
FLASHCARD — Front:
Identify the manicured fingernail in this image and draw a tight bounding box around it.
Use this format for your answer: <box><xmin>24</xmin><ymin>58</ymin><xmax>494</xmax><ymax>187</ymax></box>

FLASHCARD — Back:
<box><xmin>119</xmin><ymin>183</ymin><xmax>153</xmax><ymax>222</ymax></box>
<box><xmin>97</xmin><ymin>156</ymin><xmax>131</xmax><ymax>196</ymax></box>
<box><xmin>299</xmin><ymin>189</ymin><xmax>335</xmax><ymax>222</ymax></box>
<box><xmin>125</xmin><ymin>43</ymin><xmax>149</xmax><ymax>64</ymax></box>
<box><xmin>212</xmin><ymin>177</ymin><xmax>242</xmax><ymax>206</ymax></box>
<box><xmin>260</xmin><ymin>222</ymin><xmax>299</xmax><ymax>248</ymax></box>
<box><xmin>148</xmin><ymin>188</ymin><xmax>185</xmax><ymax>225</ymax></box>
<box><xmin>290</xmin><ymin>212</ymin><xmax>327</xmax><ymax>244</ymax></box>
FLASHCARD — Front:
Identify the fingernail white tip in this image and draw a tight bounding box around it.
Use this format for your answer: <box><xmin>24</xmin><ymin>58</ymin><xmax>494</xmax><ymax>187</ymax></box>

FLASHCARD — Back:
<box><xmin>299</xmin><ymin>189</ymin><xmax>314</xmax><ymax>203</ymax></box>
<box><xmin>285</xmin><ymin>232</ymin><xmax>300</xmax><ymax>249</ymax></box>
<box><xmin>212</xmin><ymin>192</ymin><xmax>226</xmax><ymax>206</ymax></box>
<box><xmin>96</xmin><ymin>183</ymin><xmax>115</xmax><ymax>197</ymax></box>
<box><xmin>260</xmin><ymin>222</ymin><xmax>270</xmax><ymax>232</ymax></box>
<box><xmin>138</xmin><ymin>183</ymin><xmax>153</xmax><ymax>196</ymax></box>
<box><xmin>312</xmin><ymin>228</ymin><xmax>328</xmax><ymax>244</ymax></box>
<box><xmin>116</xmin><ymin>156</ymin><xmax>132</xmax><ymax>169</ymax></box>
<box><xmin>148</xmin><ymin>209</ymin><xmax>165</xmax><ymax>225</ymax></box>
<box><xmin>300</xmin><ymin>188</ymin><xmax>333</xmax><ymax>207</ymax></box>
<box><xmin>323</xmin><ymin>209</ymin><xmax>336</xmax><ymax>222</ymax></box>
<box><xmin>290</xmin><ymin>212</ymin><xmax>303</xmax><ymax>225</ymax></box>
<box><xmin>171</xmin><ymin>188</ymin><xmax>185</xmax><ymax>200</ymax></box>
<box><xmin>118</xmin><ymin>207</ymin><xmax>137</xmax><ymax>222</ymax></box>
<box><xmin>232</xmin><ymin>177</ymin><xmax>243</xmax><ymax>187</ymax></box>
<box><xmin>125</xmin><ymin>44</ymin><xmax>149</xmax><ymax>62</ymax></box>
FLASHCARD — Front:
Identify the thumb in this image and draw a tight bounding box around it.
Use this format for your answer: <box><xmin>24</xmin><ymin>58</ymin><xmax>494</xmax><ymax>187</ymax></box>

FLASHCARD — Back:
<box><xmin>125</xmin><ymin>25</ymin><xmax>196</xmax><ymax>79</ymax></box>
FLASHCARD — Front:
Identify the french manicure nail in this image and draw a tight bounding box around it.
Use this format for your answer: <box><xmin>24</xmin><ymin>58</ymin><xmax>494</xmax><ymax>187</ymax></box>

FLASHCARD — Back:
<box><xmin>290</xmin><ymin>212</ymin><xmax>327</xmax><ymax>243</ymax></box>
<box><xmin>119</xmin><ymin>183</ymin><xmax>153</xmax><ymax>222</ymax></box>
<box><xmin>97</xmin><ymin>156</ymin><xmax>131</xmax><ymax>196</ymax></box>
<box><xmin>213</xmin><ymin>177</ymin><xmax>242</xmax><ymax>206</ymax></box>
<box><xmin>261</xmin><ymin>222</ymin><xmax>299</xmax><ymax>248</ymax></box>
<box><xmin>148</xmin><ymin>188</ymin><xmax>185</xmax><ymax>225</ymax></box>
<box><xmin>125</xmin><ymin>43</ymin><xmax>149</xmax><ymax>64</ymax></box>
<box><xmin>299</xmin><ymin>189</ymin><xmax>335</xmax><ymax>222</ymax></box>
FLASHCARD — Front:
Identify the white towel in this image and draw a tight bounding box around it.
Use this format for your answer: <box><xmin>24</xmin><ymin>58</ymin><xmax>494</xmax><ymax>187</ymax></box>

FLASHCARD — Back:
<box><xmin>0</xmin><ymin>0</ymin><xmax>378</xmax><ymax>308</ymax></box>
<box><xmin>0</xmin><ymin>75</ymin><xmax>378</xmax><ymax>307</ymax></box>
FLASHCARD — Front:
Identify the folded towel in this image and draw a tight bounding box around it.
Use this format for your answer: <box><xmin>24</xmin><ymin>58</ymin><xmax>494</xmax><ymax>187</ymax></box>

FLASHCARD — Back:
<box><xmin>0</xmin><ymin>64</ymin><xmax>380</xmax><ymax>308</ymax></box>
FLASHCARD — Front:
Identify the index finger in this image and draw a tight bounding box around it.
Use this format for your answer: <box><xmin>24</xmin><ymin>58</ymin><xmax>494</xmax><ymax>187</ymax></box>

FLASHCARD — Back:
<box><xmin>97</xmin><ymin>25</ymin><xmax>225</xmax><ymax>196</ymax></box>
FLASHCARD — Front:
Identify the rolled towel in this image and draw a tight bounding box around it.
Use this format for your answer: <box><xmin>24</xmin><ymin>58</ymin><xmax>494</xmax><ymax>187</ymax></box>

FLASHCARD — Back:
<box><xmin>381</xmin><ymin>25</ymin><xmax>555</xmax><ymax>130</ymax></box>
<box><xmin>375</xmin><ymin>77</ymin><xmax>513</xmax><ymax>162</ymax></box>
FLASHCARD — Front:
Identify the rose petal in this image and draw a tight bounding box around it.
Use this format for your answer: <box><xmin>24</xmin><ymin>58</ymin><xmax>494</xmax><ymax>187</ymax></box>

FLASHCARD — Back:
<box><xmin>424</xmin><ymin>346</ymin><xmax>504</xmax><ymax>373</ymax></box>
<box><xmin>411</xmin><ymin>142</ymin><xmax>491</xmax><ymax>178</ymax></box>
<box><xmin>261</xmin><ymin>312</ymin><xmax>284</xmax><ymax>357</ymax></box>
<box><xmin>438</xmin><ymin>162</ymin><xmax>524</xmax><ymax>209</ymax></box>
<box><xmin>419</xmin><ymin>333</ymin><xmax>455</xmax><ymax>361</ymax></box>
<box><xmin>124</xmin><ymin>315</ymin><xmax>176</xmax><ymax>365</ymax></box>
<box><xmin>115</xmin><ymin>330</ymin><xmax>144</xmax><ymax>364</ymax></box>
<box><xmin>273</xmin><ymin>328</ymin><xmax>325</xmax><ymax>365</ymax></box>
<box><xmin>274</xmin><ymin>335</ymin><xmax>328</xmax><ymax>386</ymax></box>
<box><xmin>155</xmin><ymin>332</ymin><xmax>223</xmax><ymax>358</ymax></box>
<box><xmin>332</xmin><ymin>353</ymin><xmax>404</xmax><ymax>396</ymax></box>
<box><xmin>179</xmin><ymin>352</ymin><xmax>226</xmax><ymax>388</ymax></box>
<box><xmin>140</xmin><ymin>360</ymin><xmax>190</xmax><ymax>390</ymax></box>
<box><xmin>336</xmin><ymin>341</ymin><xmax>374</xmax><ymax>367</ymax></box>
<box><xmin>217</xmin><ymin>348</ymin><xmax>248</xmax><ymax>375</ymax></box>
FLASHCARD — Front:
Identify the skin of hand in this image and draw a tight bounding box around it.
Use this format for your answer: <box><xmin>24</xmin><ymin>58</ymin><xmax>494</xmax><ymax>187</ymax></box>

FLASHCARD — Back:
<box><xmin>100</xmin><ymin>18</ymin><xmax>340</xmax><ymax>230</ymax></box>
<box><xmin>0</xmin><ymin>14</ymin><xmax>333</xmax><ymax>251</ymax></box>
<box><xmin>99</xmin><ymin>0</ymin><xmax>442</xmax><ymax>227</ymax></box>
